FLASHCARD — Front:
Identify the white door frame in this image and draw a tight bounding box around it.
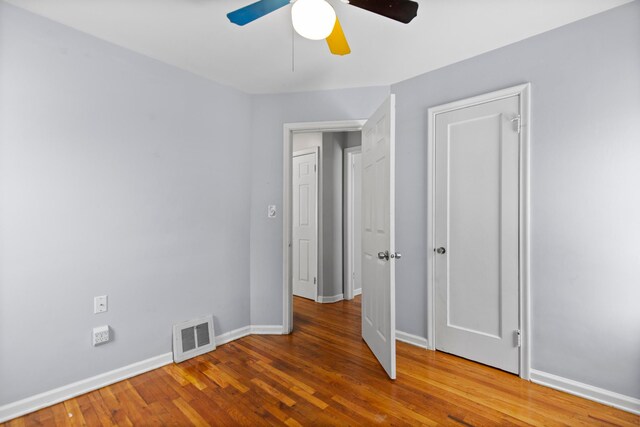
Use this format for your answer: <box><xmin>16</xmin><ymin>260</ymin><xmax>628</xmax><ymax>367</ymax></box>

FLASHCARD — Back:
<box><xmin>426</xmin><ymin>83</ymin><xmax>531</xmax><ymax>380</ymax></box>
<box><xmin>292</xmin><ymin>147</ymin><xmax>320</xmax><ymax>302</ymax></box>
<box><xmin>343</xmin><ymin>146</ymin><xmax>362</xmax><ymax>301</ymax></box>
<box><xmin>283</xmin><ymin>120</ymin><xmax>366</xmax><ymax>333</ymax></box>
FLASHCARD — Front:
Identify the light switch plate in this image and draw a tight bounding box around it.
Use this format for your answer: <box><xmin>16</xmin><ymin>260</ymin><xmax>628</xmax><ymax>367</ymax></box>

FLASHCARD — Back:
<box><xmin>94</xmin><ymin>295</ymin><xmax>107</xmax><ymax>314</ymax></box>
<box><xmin>268</xmin><ymin>205</ymin><xmax>277</xmax><ymax>218</ymax></box>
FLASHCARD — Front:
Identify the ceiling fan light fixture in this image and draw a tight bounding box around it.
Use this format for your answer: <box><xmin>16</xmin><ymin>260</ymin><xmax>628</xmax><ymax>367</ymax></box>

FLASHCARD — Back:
<box><xmin>291</xmin><ymin>0</ymin><xmax>337</xmax><ymax>40</ymax></box>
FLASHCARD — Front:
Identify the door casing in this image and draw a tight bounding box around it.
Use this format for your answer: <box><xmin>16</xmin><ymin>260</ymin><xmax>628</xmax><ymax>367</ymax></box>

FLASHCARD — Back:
<box><xmin>283</xmin><ymin>120</ymin><xmax>366</xmax><ymax>333</ymax></box>
<box><xmin>344</xmin><ymin>146</ymin><xmax>362</xmax><ymax>301</ymax></box>
<box><xmin>426</xmin><ymin>83</ymin><xmax>531</xmax><ymax>380</ymax></box>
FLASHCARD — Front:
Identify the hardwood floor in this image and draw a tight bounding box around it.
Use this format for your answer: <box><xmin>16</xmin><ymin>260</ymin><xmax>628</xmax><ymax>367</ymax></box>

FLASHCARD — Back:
<box><xmin>4</xmin><ymin>296</ymin><xmax>638</xmax><ymax>426</ymax></box>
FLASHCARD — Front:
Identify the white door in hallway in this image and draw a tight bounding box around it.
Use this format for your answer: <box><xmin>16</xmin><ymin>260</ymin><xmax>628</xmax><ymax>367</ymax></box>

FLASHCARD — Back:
<box><xmin>362</xmin><ymin>95</ymin><xmax>397</xmax><ymax>379</ymax></box>
<box><xmin>434</xmin><ymin>95</ymin><xmax>520</xmax><ymax>374</ymax></box>
<box><xmin>292</xmin><ymin>150</ymin><xmax>318</xmax><ymax>301</ymax></box>
<box><xmin>352</xmin><ymin>152</ymin><xmax>362</xmax><ymax>296</ymax></box>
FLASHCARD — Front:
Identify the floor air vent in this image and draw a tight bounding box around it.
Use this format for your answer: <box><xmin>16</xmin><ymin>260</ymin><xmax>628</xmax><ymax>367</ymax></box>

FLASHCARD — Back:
<box><xmin>172</xmin><ymin>315</ymin><xmax>216</xmax><ymax>363</ymax></box>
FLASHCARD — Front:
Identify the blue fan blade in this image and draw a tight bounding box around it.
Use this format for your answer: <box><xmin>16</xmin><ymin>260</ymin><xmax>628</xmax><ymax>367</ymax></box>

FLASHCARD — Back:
<box><xmin>227</xmin><ymin>0</ymin><xmax>290</xmax><ymax>26</ymax></box>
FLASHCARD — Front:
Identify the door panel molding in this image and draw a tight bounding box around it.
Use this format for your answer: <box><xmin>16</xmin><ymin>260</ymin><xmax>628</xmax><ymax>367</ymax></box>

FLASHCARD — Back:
<box><xmin>426</xmin><ymin>83</ymin><xmax>531</xmax><ymax>379</ymax></box>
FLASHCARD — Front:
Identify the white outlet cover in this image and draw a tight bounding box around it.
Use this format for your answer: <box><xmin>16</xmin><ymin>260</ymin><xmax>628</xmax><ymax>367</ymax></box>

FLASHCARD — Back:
<box><xmin>94</xmin><ymin>295</ymin><xmax>107</xmax><ymax>314</ymax></box>
<box><xmin>92</xmin><ymin>325</ymin><xmax>110</xmax><ymax>346</ymax></box>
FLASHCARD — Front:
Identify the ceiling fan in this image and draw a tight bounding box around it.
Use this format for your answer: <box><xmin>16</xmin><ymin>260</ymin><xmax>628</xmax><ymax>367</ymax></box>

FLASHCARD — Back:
<box><xmin>227</xmin><ymin>0</ymin><xmax>419</xmax><ymax>56</ymax></box>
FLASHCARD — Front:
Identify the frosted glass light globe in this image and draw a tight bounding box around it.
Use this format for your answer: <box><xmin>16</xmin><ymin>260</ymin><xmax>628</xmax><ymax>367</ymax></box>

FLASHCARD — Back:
<box><xmin>291</xmin><ymin>0</ymin><xmax>337</xmax><ymax>41</ymax></box>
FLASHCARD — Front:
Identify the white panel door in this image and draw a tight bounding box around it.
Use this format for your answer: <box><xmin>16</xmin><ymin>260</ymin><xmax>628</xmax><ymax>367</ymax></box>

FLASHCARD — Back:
<box><xmin>293</xmin><ymin>151</ymin><xmax>318</xmax><ymax>301</ymax></box>
<box><xmin>434</xmin><ymin>95</ymin><xmax>520</xmax><ymax>373</ymax></box>
<box><xmin>362</xmin><ymin>95</ymin><xmax>396</xmax><ymax>379</ymax></box>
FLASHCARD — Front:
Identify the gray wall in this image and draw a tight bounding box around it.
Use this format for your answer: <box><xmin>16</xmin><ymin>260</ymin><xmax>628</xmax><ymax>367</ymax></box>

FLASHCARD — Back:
<box><xmin>344</xmin><ymin>131</ymin><xmax>362</xmax><ymax>150</ymax></box>
<box><xmin>292</xmin><ymin>132</ymin><xmax>322</xmax><ymax>152</ymax></box>
<box><xmin>391</xmin><ymin>0</ymin><xmax>640</xmax><ymax>398</ymax></box>
<box><xmin>0</xmin><ymin>3</ymin><xmax>252</xmax><ymax>405</ymax></box>
<box><xmin>249</xmin><ymin>87</ymin><xmax>390</xmax><ymax>324</ymax></box>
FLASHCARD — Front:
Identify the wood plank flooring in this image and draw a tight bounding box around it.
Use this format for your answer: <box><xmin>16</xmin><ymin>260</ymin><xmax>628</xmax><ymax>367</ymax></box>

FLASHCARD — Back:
<box><xmin>4</xmin><ymin>296</ymin><xmax>638</xmax><ymax>426</ymax></box>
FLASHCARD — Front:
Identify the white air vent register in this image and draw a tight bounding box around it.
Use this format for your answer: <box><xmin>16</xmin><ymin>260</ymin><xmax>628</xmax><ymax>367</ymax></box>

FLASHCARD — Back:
<box><xmin>172</xmin><ymin>315</ymin><xmax>216</xmax><ymax>363</ymax></box>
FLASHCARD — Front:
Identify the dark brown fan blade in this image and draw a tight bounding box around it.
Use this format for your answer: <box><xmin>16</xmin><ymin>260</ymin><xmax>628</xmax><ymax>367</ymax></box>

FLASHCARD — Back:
<box><xmin>348</xmin><ymin>0</ymin><xmax>418</xmax><ymax>24</ymax></box>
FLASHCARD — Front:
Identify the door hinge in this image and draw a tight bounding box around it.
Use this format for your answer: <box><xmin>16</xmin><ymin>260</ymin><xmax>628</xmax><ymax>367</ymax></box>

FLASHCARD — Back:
<box><xmin>314</xmin><ymin>277</ymin><xmax>316</xmax><ymax>285</ymax></box>
<box><xmin>510</xmin><ymin>115</ymin><xmax>522</xmax><ymax>134</ymax></box>
<box><xmin>314</xmin><ymin>164</ymin><xmax>317</xmax><ymax>172</ymax></box>
<box><xmin>516</xmin><ymin>329</ymin><xmax>522</xmax><ymax>348</ymax></box>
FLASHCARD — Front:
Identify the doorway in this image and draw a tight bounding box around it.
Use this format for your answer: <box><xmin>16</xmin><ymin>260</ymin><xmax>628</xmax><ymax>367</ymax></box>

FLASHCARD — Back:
<box><xmin>290</xmin><ymin>130</ymin><xmax>362</xmax><ymax>304</ymax></box>
<box><xmin>426</xmin><ymin>84</ymin><xmax>531</xmax><ymax>379</ymax></box>
<box><xmin>284</xmin><ymin>95</ymin><xmax>398</xmax><ymax>380</ymax></box>
<box><xmin>283</xmin><ymin>120</ymin><xmax>365</xmax><ymax>333</ymax></box>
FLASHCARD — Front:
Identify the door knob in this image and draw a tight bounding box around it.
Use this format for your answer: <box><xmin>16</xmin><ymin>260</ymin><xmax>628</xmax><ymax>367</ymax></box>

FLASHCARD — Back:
<box><xmin>436</xmin><ymin>247</ymin><xmax>446</xmax><ymax>254</ymax></box>
<box><xmin>389</xmin><ymin>252</ymin><xmax>402</xmax><ymax>259</ymax></box>
<box><xmin>378</xmin><ymin>251</ymin><xmax>389</xmax><ymax>260</ymax></box>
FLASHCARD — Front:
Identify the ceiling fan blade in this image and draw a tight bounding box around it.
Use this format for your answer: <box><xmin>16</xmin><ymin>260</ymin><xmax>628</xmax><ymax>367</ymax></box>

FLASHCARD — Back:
<box><xmin>326</xmin><ymin>17</ymin><xmax>351</xmax><ymax>56</ymax></box>
<box><xmin>227</xmin><ymin>0</ymin><xmax>291</xmax><ymax>26</ymax></box>
<box><xmin>347</xmin><ymin>0</ymin><xmax>418</xmax><ymax>24</ymax></box>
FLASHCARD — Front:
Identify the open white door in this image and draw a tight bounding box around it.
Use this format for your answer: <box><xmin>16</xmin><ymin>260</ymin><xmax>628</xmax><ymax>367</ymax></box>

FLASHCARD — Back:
<box><xmin>292</xmin><ymin>150</ymin><xmax>318</xmax><ymax>301</ymax></box>
<box><xmin>361</xmin><ymin>95</ymin><xmax>397</xmax><ymax>379</ymax></box>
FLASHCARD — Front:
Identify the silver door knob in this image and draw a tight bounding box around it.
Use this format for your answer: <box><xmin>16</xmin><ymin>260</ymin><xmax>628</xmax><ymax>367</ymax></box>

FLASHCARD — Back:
<box><xmin>377</xmin><ymin>251</ymin><xmax>389</xmax><ymax>260</ymax></box>
<box><xmin>389</xmin><ymin>252</ymin><xmax>402</xmax><ymax>259</ymax></box>
<box><xmin>436</xmin><ymin>247</ymin><xmax>446</xmax><ymax>254</ymax></box>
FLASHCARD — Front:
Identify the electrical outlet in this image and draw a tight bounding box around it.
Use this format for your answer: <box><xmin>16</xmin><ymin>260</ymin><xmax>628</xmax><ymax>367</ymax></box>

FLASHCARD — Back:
<box><xmin>92</xmin><ymin>325</ymin><xmax>110</xmax><ymax>346</ymax></box>
<box><xmin>94</xmin><ymin>295</ymin><xmax>107</xmax><ymax>314</ymax></box>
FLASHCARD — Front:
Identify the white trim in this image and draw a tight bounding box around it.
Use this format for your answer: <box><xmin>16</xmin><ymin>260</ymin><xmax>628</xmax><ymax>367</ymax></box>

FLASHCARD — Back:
<box><xmin>250</xmin><ymin>325</ymin><xmax>284</xmax><ymax>335</ymax></box>
<box><xmin>343</xmin><ymin>146</ymin><xmax>362</xmax><ymax>301</ymax></box>
<box><xmin>316</xmin><ymin>293</ymin><xmax>344</xmax><ymax>303</ymax></box>
<box><xmin>396</xmin><ymin>330</ymin><xmax>429</xmax><ymax>349</ymax></box>
<box><xmin>530</xmin><ymin>370</ymin><xmax>640</xmax><ymax>415</ymax></box>
<box><xmin>215</xmin><ymin>325</ymin><xmax>251</xmax><ymax>345</ymax></box>
<box><xmin>284</xmin><ymin>120</ymin><xmax>366</xmax><ymax>334</ymax></box>
<box><xmin>0</xmin><ymin>353</ymin><xmax>173</xmax><ymax>423</ymax></box>
<box><xmin>426</xmin><ymin>83</ymin><xmax>532</xmax><ymax>380</ymax></box>
<box><xmin>353</xmin><ymin>288</ymin><xmax>362</xmax><ymax>296</ymax></box>
<box><xmin>518</xmin><ymin>84</ymin><xmax>532</xmax><ymax>380</ymax></box>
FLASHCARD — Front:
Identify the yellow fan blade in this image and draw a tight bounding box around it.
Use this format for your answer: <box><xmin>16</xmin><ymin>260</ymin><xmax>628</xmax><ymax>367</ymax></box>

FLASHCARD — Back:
<box><xmin>326</xmin><ymin>17</ymin><xmax>351</xmax><ymax>56</ymax></box>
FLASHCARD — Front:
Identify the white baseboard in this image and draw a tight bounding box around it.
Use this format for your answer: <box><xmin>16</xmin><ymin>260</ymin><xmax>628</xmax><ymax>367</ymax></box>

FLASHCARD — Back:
<box><xmin>0</xmin><ymin>352</ymin><xmax>173</xmax><ymax>423</ymax></box>
<box><xmin>250</xmin><ymin>325</ymin><xmax>284</xmax><ymax>335</ymax></box>
<box><xmin>317</xmin><ymin>293</ymin><xmax>344</xmax><ymax>303</ymax></box>
<box><xmin>396</xmin><ymin>330</ymin><xmax>429</xmax><ymax>349</ymax></box>
<box><xmin>353</xmin><ymin>288</ymin><xmax>362</xmax><ymax>296</ymax></box>
<box><xmin>530</xmin><ymin>369</ymin><xmax>640</xmax><ymax>415</ymax></box>
<box><xmin>0</xmin><ymin>324</ymin><xmax>284</xmax><ymax>423</ymax></box>
<box><xmin>215</xmin><ymin>326</ymin><xmax>251</xmax><ymax>346</ymax></box>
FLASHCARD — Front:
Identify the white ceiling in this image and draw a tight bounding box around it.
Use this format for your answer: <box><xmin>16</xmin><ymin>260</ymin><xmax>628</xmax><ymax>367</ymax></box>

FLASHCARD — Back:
<box><xmin>5</xmin><ymin>0</ymin><xmax>632</xmax><ymax>94</ymax></box>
